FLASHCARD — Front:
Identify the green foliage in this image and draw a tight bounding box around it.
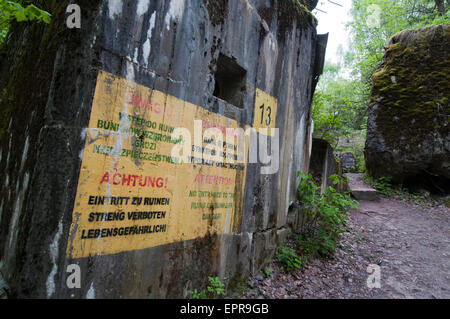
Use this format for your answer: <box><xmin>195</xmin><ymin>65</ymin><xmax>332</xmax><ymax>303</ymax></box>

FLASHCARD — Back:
<box><xmin>314</xmin><ymin>1</ymin><xmax>448</xmax><ymax>172</ymax></box>
<box><xmin>188</xmin><ymin>288</ymin><xmax>208</xmax><ymax>299</ymax></box>
<box><xmin>207</xmin><ymin>276</ymin><xmax>225</xmax><ymax>296</ymax></box>
<box><xmin>364</xmin><ymin>173</ymin><xmax>438</xmax><ymax>207</ymax></box>
<box><xmin>188</xmin><ymin>276</ymin><xmax>226</xmax><ymax>299</ymax></box>
<box><xmin>346</xmin><ymin>0</ymin><xmax>449</xmax><ymax>107</ymax></box>
<box><xmin>365</xmin><ymin>175</ymin><xmax>394</xmax><ymax>197</ymax></box>
<box><xmin>0</xmin><ymin>0</ymin><xmax>51</xmax><ymax>44</ymax></box>
<box><xmin>312</xmin><ymin>61</ymin><xmax>368</xmax><ymax>148</ymax></box>
<box><xmin>335</xmin><ymin>130</ymin><xmax>367</xmax><ymax>173</ymax></box>
<box><xmin>275</xmin><ymin>245</ymin><xmax>307</xmax><ymax>272</ymax></box>
<box><xmin>261</xmin><ymin>258</ymin><xmax>272</xmax><ymax>277</ymax></box>
<box><xmin>296</xmin><ymin>172</ymin><xmax>358</xmax><ymax>257</ymax></box>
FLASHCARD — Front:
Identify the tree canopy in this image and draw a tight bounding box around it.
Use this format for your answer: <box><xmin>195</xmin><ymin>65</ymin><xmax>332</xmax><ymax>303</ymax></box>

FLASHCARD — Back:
<box><xmin>346</xmin><ymin>0</ymin><xmax>449</xmax><ymax>85</ymax></box>
<box><xmin>312</xmin><ymin>0</ymin><xmax>449</xmax><ymax>149</ymax></box>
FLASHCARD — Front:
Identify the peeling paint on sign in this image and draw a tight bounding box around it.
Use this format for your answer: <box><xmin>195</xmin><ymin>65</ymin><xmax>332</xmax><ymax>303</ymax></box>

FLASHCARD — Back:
<box><xmin>66</xmin><ymin>71</ymin><xmax>249</xmax><ymax>258</ymax></box>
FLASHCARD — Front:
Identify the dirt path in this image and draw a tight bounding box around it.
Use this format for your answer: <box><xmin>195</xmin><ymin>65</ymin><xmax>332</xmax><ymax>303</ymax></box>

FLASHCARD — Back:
<box><xmin>242</xmin><ymin>197</ymin><xmax>450</xmax><ymax>299</ymax></box>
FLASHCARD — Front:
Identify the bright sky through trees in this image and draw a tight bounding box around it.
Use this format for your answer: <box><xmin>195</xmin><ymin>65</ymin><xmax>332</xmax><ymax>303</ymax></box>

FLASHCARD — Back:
<box><xmin>313</xmin><ymin>0</ymin><xmax>352</xmax><ymax>63</ymax></box>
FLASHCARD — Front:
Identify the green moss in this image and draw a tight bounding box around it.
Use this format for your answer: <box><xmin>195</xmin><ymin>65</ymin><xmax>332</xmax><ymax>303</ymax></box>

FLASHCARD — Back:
<box><xmin>369</xmin><ymin>25</ymin><xmax>450</xmax><ymax>150</ymax></box>
<box><xmin>277</xmin><ymin>0</ymin><xmax>317</xmax><ymax>36</ymax></box>
<box><xmin>226</xmin><ymin>265</ymin><xmax>248</xmax><ymax>298</ymax></box>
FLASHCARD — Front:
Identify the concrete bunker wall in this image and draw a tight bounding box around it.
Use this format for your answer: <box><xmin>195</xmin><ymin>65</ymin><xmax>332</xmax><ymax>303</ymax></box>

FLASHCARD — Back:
<box><xmin>309</xmin><ymin>138</ymin><xmax>337</xmax><ymax>192</ymax></box>
<box><xmin>0</xmin><ymin>0</ymin><xmax>325</xmax><ymax>298</ymax></box>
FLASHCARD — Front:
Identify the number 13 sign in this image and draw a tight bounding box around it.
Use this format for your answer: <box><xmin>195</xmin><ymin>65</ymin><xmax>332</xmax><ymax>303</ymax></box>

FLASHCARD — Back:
<box><xmin>252</xmin><ymin>88</ymin><xmax>278</xmax><ymax>136</ymax></box>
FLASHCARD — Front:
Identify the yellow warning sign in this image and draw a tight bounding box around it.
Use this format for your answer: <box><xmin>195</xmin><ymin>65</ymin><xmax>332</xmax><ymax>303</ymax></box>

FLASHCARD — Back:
<box><xmin>66</xmin><ymin>71</ymin><xmax>249</xmax><ymax>259</ymax></box>
<box><xmin>252</xmin><ymin>88</ymin><xmax>278</xmax><ymax>136</ymax></box>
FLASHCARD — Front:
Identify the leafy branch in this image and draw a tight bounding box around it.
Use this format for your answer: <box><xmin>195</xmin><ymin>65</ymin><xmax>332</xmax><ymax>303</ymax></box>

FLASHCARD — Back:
<box><xmin>0</xmin><ymin>0</ymin><xmax>51</xmax><ymax>44</ymax></box>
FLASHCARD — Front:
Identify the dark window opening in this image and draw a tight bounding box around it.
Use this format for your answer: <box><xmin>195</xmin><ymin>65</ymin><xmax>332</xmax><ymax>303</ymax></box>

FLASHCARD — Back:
<box><xmin>213</xmin><ymin>54</ymin><xmax>247</xmax><ymax>108</ymax></box>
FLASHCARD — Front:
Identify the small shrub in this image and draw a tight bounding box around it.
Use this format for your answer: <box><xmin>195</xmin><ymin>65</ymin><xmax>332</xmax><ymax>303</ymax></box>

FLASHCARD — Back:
<box><xmin>365</xmin><ymin>174</ymin><xmax>437</xmax><ymax>207</ymax></box>
<box><xmin>263</xmin><ymin>267</ymin><xmax>271</xmax><ymax>277</ymax></box>
<box><xmin>188</xmin><ymin>289</ymin><xmax>207</xmax><ymax>299</ymax></box>
<box><xmin>366</xmin><ymin>175</ymin><xmax>394</xmax><ymax>197</ymax></box>
<box><xmin>207</xmin><ymin>276</ymin><xmax>225</xmax><ymax>296</ymax></box>
<box><xmin>188</xmin><ymin>276</ymin><xmax>226</xmax><ymax>299</ymax></box>
<box><xmin>275</xmin><ymin>245</ymin><xmax>306</xmax><ymax>272</ymax></box>
<box><xmin>261</xmin><ymin>258</ymin><xmax>272</xmax><ymax>277</ymax></box>
<box><xmin>296</xmin><ymin>172</ymin><xmax>358</xmax><ymax>257</ymax></box>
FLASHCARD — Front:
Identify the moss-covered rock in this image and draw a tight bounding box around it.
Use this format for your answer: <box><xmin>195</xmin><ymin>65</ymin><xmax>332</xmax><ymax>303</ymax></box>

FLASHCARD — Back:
<box><xmin>365</xmin><ymin>25</ymin><xmax>450</xmax><ymax>189</ymax></box>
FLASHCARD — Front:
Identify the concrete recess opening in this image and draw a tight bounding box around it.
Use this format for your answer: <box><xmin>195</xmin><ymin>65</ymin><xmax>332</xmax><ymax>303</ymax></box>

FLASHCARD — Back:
<box><xmin>213</xmin><ymin>54</ymin><xmax>247</xmax><ymax>108</ymax></box>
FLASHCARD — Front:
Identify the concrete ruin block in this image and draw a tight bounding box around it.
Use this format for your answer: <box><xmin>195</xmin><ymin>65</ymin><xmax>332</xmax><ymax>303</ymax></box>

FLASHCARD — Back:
<box><xmin>337</xmin><ymin>152</ymin><xmax>356</xmax><ymax>173</ymax></box>
<box><xmin>251</xmin><ymin>229</ymin><xmax>277</xmax><ymax>275</ymax></box>
<box><xmin>309</xmin><ymin>138</ymin><xmax>338</xmax><ymax>192</ymax></box>
<box><xmin>276</xmin><ymin>228</ymin><xmax>291</xmax><ymax>245</ymax></box>
<box><xmin>346</xmin><ymin>173</ymin><xmax>379</xmax><ymax>202</ymax></box>
<box><xmin>0</xmin><ymin>0</ymin><xmax>326</xmax><ymax>298</ymax></box>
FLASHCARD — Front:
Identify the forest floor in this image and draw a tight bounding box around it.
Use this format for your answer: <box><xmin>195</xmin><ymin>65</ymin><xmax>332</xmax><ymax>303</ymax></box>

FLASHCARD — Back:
<box><xmin>242</xmin><ymin>195</ymin><xmax>450</xmax><ymax>299</ymax></box>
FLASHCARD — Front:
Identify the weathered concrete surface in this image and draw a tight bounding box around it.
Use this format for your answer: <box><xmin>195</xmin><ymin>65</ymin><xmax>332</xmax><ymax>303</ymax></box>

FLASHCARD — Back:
<box><xmin>337</xmin><ymin>152</ymin><xmax>356</xmax><ymax>173</ymax></box>
<box><xmin>288</xmin><ymin>137</ymin><xmax>352</xmax><ymax>236</ymax></box>
<box><xmin>309</xmin><ymin>138</ymin><xmax>337</xmax><ymax>192</ymax></box>
<box><xmin>0</xmin><ymin>0</ymin><xmax>325</xmax><ymax>298</ymax></box>
<box><xmin>346</xmin><ymin>173</ymin><xmax>379</xmax><ymax>202</ymax></box>
<box><xmin>365</xmin><ymin>25</ymin><xmax>450</xmax><ymax>193</ymax></box>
